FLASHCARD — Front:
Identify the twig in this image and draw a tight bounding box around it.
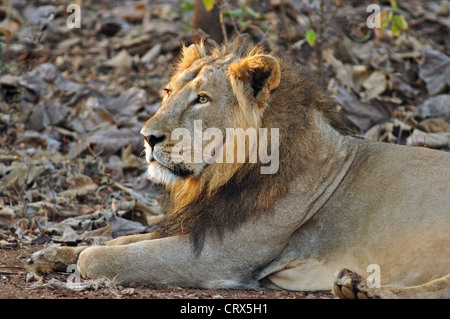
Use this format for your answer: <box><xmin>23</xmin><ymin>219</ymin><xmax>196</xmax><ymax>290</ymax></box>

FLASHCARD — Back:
<box><xmin>5</xmin><ymin>0</ymin><xmax>11</xmax><ymax>24</ymax></box>
<box><xmin>13</xmin><ymin>162</ymin><xmax>31</xmax><ymax>218</ymax></box>
<box><xmin>142</xmin><ymin>0</ymin><xmax>151</xmax><ymax>30</ymax></box>
<box><xmin>323</xmin><ymin>5</ymin><xmax>340</xmax><ymax>30</ymax></box>
<box><xmin>306</xmin><ymin>0</ymin><xmax>341</xmax><ymax>82</ymax></box>
<box><xmin>279</xmin><ymin>0</ymin><xmax>293</xmax><ymax>56</ymax></box>
<box><xmin>217</xmin><ymin>0</ymin><xmax>228</xmax><ymax>42</ymax></box>
<box><xmin>0</xmin><ymin>266</ymin><xmax>27</xmax><ymax>274</ymax></box>
<box><xmin>221</xmin><ymin>0</ymin><xmax>239</xmax><ymax>35</ymax></box>
<box><xmin>315</xmin><ymin>0</ymin><xmax>324</xmax><ymax>81</ymax></box>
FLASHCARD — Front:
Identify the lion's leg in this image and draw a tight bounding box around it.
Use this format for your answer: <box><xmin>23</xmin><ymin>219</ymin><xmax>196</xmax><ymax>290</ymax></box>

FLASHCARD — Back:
<box><xmin>333</xmin><ymin>268</ymin><xmax>450</xmax><ymax>299</ymax></box>
<box><xmin>106</xmin><ymin>232</ymin><xmax>157</xmax><ymax>246</ymax></box>
<box><xmin>76</xmin><ymin>236</ymin><xmax>256</xmax><ymax>288</ymax></box>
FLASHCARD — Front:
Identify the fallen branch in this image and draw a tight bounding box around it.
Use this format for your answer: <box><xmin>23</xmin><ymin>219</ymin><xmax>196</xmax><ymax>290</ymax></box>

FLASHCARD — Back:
<box><xmin>0</xmin><ymin>266</ymin><xmax>27</xmax><ymax>275</ymax></box>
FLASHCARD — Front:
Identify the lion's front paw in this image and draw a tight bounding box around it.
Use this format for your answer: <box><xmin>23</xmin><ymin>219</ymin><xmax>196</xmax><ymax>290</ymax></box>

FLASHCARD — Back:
<box><xmin>332</xmin><ymin>268</ymin><xmax>380</xmax><ymax>299</ymax></box>
<box><xmin>26</xmin><ymin>246</ymin><xmax>86</xmax><ymax>275</ymax></box>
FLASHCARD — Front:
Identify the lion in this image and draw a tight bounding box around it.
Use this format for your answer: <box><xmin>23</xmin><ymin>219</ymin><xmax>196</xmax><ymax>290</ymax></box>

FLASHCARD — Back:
<box><xmin>27</xmin><ymin>36</ymin><xmax>450</xmax><ymax>299</ymax></box>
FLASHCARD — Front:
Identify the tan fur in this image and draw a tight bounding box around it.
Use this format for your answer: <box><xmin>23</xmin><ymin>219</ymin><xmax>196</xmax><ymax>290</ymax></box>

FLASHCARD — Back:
<box><xmin>176</xmin><ymin>41</ymin><xmax>207</xmax><ymax>72</ymax></box>
<box><xmin>27</xmin><ymin>37</ymin><xmax>449</xmax><ymax>298</ymax></box>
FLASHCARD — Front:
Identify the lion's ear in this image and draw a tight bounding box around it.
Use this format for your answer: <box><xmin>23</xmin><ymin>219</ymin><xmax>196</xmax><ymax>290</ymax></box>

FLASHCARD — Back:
<box><xmin>228</xmin><ymin>55</ymin><xmax>281</xmax><ymax>106</ymax></box>
<box><xmin>177</xmin><ymin>43</ymin><xmax>207</xmax><ymax>72</ymax></box>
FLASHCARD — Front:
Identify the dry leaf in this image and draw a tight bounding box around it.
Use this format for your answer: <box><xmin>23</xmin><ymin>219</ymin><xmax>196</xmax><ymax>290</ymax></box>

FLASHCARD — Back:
<box><xmin>60</xmin><ymin>174</ymin><xmax>98</xmax><ymax>198</ymax></box>
<box><xmin>361</xmin><ymin>71</ymin><xmax>387</xmax><ymax>99</ymax></box>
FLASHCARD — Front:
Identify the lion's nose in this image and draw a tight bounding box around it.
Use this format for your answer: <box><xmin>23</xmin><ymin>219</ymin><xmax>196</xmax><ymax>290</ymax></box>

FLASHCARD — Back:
<box><xmin>142</xmin><ymin>133</ymin><xmax>166</xmax><ymax>149</ymax></box>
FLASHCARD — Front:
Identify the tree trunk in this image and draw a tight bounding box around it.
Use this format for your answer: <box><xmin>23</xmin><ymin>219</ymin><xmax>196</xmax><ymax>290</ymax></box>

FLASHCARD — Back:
<box><xmin>193</xmin><ymin>0</ymin><xmax>224</xmax><ymax>44</ymax></box>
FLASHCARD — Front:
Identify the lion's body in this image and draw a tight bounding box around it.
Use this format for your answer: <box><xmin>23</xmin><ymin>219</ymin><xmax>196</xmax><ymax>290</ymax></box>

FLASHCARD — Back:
<box><xmin>264</xmin><ymin>132</ymin><xmax>450</xmax><ymax>292</ymax></box>
<box><xmin>27</xmin><ymin>37</ymin><xmax>450</xmax><ymax>298</ymax></box>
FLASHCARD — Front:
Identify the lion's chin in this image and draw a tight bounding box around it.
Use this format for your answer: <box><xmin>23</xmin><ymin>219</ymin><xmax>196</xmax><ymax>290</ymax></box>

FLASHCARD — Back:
<box><xmin>146</xmin><ymin>162</ymin><xmax>182</xmax><ymax>186</ymax></box>
<box><xmin>146</xmin><ymin>161</ymin><xmax>201</xmax><ymax>186</ymax></box>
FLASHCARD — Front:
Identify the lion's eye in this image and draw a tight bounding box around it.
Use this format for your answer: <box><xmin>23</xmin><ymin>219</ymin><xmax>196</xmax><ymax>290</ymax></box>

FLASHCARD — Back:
<box><xmin>161</xmin><ymin>88</ymin><xmax>172</xmax><ymax>102</ymax></box>
<box><xmin>197</xmin><ymin>95</ymin><xmax>210</xmax><ymax>104</ymax></box>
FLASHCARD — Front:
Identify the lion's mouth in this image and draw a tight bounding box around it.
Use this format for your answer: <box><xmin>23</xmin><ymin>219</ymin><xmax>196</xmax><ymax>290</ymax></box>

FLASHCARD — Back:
<box><xmin>144</xmin><ymin>146</ymin><xmax>197</xmax><ymax>185</ymax></box>
<box><xmin>151</xmin><ymin>153</ymin><xmax>194</xmax><ymax>178</ymax></box>
<box><xmin>169</xmin><ymin>165</ymin><xmax>193</xmax><ymax>177</ymax></box>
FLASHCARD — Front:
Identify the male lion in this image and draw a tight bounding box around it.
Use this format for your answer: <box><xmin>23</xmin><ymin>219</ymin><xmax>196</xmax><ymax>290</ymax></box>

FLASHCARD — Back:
<box><xmin>27</xmin><ymin>37</ymin><xmax>449</xmax><ymax>299</ymax></box>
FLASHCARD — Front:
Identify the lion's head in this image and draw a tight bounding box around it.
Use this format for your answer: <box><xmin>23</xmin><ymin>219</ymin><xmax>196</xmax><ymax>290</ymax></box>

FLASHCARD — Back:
<box><xmin>141</xmin><ymin>36</ymin><xmax>347</xmax><ymax>251</ymax></box>
<box><xmin>141</xmin><ymin>39</ymin><xmax>281</xmax><ymax>189</ymax></box>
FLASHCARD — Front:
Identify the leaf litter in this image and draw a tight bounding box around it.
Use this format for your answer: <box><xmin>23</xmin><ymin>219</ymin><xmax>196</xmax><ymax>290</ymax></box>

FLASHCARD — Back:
<box><xmin>0</xmin><ymin>0</ymin><xmax>448</xmax><ymax>299</ymax></box>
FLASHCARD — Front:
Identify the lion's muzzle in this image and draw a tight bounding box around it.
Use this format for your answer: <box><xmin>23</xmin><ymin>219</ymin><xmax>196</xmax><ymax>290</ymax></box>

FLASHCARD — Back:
<box><xmin>141</xmin><ymin>133</ymin><xmax>166</xmax><ymax>150</ymax></box>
